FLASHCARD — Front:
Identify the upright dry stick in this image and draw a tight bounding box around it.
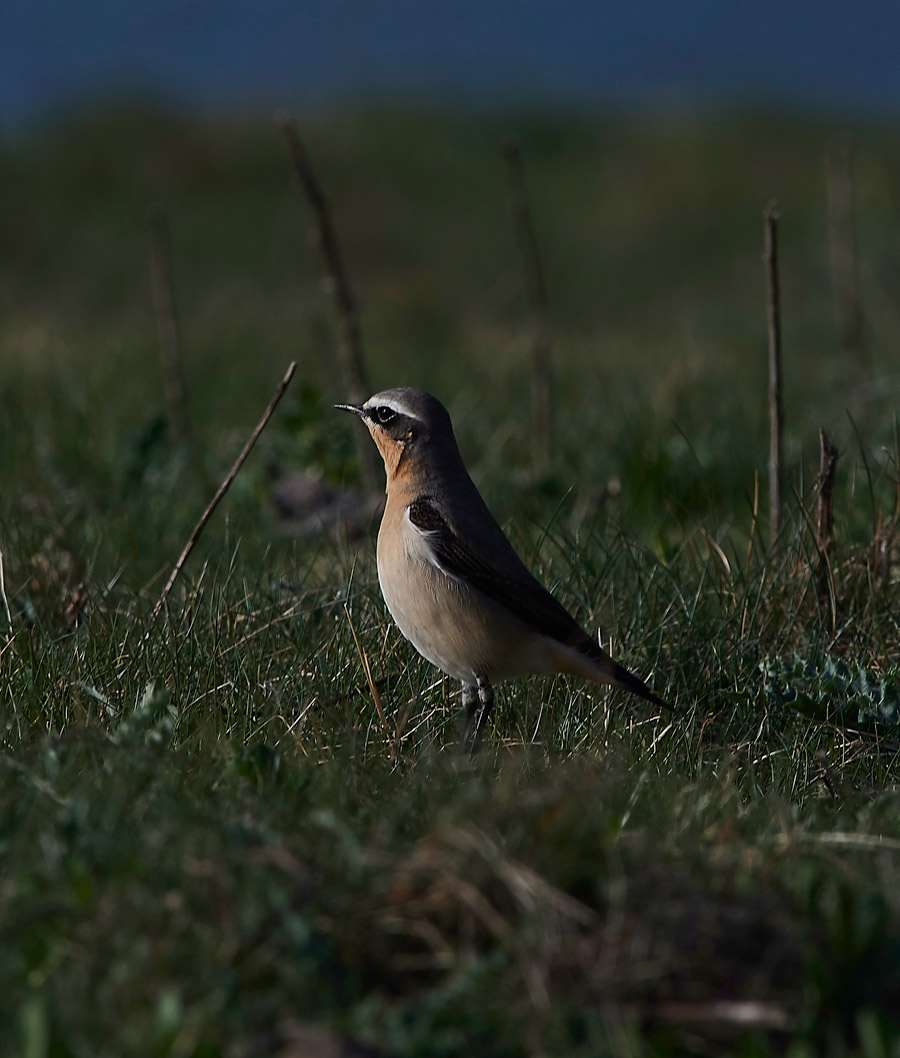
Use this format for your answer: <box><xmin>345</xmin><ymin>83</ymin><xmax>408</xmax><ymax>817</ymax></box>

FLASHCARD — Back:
<box><xmin>814</xmin><ymin>429</ymin><xmax>839</xmax><ymax>624</ymax></box>
<box><xmin>151</xmin><ymin>361</ymin><xmax>297</xmax><ymax>620</ymax></box>
<box><xmin>826</xmin><ymin>135</ymin><xmax>865</xmax><ymax>376</ymax></box>
<box><xmin>502</xmin><ymin>138</ymin><xmax>552</xmax><ymax>476</ymax></box>
<box><xmin>150</xmin><ymin>206</ymin><xmax>190</xmax><ymax>446</ymax></box>
<box><xmin>278</xmin><ymin>114</ymin><xmax>379</xmax><ymax>493</ymax></box>
<box><xmin>764</xmin><ymin>204</ymin><xmax>784</xmax><ymax>542</ymax></box>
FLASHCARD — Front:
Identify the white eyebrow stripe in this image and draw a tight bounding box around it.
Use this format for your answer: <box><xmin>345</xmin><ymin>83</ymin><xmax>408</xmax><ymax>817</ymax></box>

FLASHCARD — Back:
<box><xmin>363</xmin><ymin>396</ymin><xmax>420</xmax><ymax>420</ymax></box>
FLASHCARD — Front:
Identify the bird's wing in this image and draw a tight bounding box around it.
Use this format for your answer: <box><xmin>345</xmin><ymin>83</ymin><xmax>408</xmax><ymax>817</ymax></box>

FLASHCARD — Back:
<box><xmin>407</xmin><ymin>497</ymin><xmax>669</xmax><ymax>710</ymax></box>
<box><xmin>408</xmin><ymin>496</ymin><xmax>588</xmax><ymax>647</ymax></box>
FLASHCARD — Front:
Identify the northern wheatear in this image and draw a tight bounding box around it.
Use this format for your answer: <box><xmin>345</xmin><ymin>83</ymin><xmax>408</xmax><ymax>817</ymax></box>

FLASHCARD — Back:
<box><xmin>337</xmin><ymin>387</ymin><xmax>668</xmax><ymax>745</ymax></box>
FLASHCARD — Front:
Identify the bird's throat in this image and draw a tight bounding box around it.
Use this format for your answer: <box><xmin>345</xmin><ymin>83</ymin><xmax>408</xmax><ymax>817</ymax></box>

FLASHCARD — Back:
<box><xmin>375</xmin><ymin>436</ymin><xmax>408</xmax><ymax>488</ymax></box>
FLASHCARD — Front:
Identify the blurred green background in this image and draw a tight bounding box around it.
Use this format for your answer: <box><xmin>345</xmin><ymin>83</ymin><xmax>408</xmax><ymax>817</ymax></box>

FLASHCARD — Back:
<box><xmin>4</xmin><ymin>106</ymin><xmax>900</xmax><ymax>587</ymax></box>
<box><xmin>5</xmin><ymin>8</ymin><xmax>900</xmax><ymax>1056</ymax></box>
<box><xmin>5</xmin><ymin>98</ymin><xmax>900</xmax><ymax>1057</ymax></box>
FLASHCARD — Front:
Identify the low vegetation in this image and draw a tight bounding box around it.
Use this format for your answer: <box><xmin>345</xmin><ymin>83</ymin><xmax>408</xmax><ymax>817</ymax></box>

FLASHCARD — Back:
<box><xmin>2</xmin><ymin>105</ymin><xmax>900</xmax><ymax>1056</ymax></box>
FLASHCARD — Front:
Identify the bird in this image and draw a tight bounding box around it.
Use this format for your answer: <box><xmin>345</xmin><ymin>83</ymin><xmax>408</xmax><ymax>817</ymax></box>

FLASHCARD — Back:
<box><xmin>336</xmin><ymin>387</ymin><xmax>668</xmax><ymax>747</ymax></box>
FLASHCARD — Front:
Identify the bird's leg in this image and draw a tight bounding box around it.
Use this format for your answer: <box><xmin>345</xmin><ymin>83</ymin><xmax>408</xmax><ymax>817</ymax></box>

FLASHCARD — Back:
<box><xmin>472</xmin><ymin>676</ymin><xmax>494</xmax><ymax>746</ymax></box>
<box><xmin>461</xmin><ymin>682</ymin><xmax>479</xmax><ymax>746</ymax></box>
<box><xmin>461</xmin><ymin>677</ymin><xmax>494</xmax><ymax>753</ymax></box>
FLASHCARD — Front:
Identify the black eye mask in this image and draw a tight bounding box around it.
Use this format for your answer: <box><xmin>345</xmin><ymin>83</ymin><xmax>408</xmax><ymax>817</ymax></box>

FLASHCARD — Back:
<box><xmin>371</xmin><ymin>406</ymin><xmax>397</xmax><ymax>425</ymax></box>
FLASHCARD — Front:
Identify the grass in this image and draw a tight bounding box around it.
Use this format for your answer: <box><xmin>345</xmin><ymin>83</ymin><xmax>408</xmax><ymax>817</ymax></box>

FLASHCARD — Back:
<box><xmin>3</xmin><ymin>103</ymin><xmax>900</xmax><ymax>1056</ymax></box>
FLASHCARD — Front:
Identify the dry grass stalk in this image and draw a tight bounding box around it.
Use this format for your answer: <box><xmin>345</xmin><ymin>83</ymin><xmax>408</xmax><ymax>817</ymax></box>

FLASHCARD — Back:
<box><xmin>764</xmin><ymin>203</ymin><xmax>784</xmax><ymax>542</ymax></box>
<box><xmin>814</xmin><ymin>429</ymin><xmax>839</xmax><ymax>624</ymax></box>
<box><xmin>502</xmin><ymin>138</ymin><xmax>552</xmax><ymax>476</ymax></box>
<box><xmin>278</xmin><ymin>113</ymin><xmax>379</xmax><ymax>493</ymax></box>
<box><xmin>149</xmin><ymin>206</ymin><xmax>190</xmax><ymax>445</ymax></box>
<box><xmin>372</xmin><ymin>822</ymin><xmax>595</xmax><ymax>992</ymax></box>
<box><xmin>152</xmin><ymin>361</ymin><xmax>297</xmax><ymax>619</ymax></box>
<box><xmin>358</xmin><ymin>820</ymin><xmax>803</xmax><ymax>1048</ymax></box>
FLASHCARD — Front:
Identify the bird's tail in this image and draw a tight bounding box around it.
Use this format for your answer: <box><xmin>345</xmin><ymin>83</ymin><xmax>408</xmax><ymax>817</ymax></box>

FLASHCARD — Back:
<box><xmin>600</xmin><ymin>655</ymin><xmax>671</xmax><ymax>711</ymax></box>
<box><xmin>555</xmin><ymin>634</ymin><xmax>671</xmax><ymax>711</ymax></box>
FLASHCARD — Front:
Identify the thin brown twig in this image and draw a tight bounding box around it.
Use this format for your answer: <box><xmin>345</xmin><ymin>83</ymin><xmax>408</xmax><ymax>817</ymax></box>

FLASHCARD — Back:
<box><xmin>277</xmin><ymin>112</ymin><xmax>379</xmax><ymax>492</ymax></box>
<box><xmin>502</xmin><ymin>137</ymin><xmax>552</xmax><ymax>476</ymax></box>
<box><xmin>151</xmin><ymin>361</ymin><xmax>297</xmax><ymax>620</ymax></box>
<box><xmin>764</xmin><ymin>203</ymin><xmax>784</xmax><ymax>542</ymax></box>
<box><xmin>150</xmin><ymin>206</ymin><xmax>190</xmax><ymax>445</ymax></box>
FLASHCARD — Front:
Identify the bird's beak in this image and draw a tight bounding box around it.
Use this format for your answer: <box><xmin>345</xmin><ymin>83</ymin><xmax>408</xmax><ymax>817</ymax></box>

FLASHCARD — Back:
<box><xmin>334</xmin><ymin>403</ymin><xmax>366</xmax><ymax>418</ymax></box>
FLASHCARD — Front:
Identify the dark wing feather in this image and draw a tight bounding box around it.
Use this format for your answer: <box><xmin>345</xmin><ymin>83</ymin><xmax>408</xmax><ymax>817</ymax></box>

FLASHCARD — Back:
<box><xmin>408</xmin><ymin>497</ymin><xmax>587</xmax><ymax>648</ymax></box>
<box><xmin>407</xmin><ymin>497</ymin><xmax>669</xmax><ymax>710</ymax></box>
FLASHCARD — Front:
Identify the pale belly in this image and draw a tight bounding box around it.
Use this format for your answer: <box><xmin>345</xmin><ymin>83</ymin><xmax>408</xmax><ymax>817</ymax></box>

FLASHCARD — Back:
<box><xmin>376</xmin><ymin>530</ymin><xmax>556</xmax><ymax>684</ymax></box>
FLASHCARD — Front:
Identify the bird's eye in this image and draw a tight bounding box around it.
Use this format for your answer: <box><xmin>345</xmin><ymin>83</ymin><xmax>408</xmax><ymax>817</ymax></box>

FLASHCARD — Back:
<box><xmin>372</xmin><ymin>406</ymin><xmax>397</xmax><ymax>425</ymax></box>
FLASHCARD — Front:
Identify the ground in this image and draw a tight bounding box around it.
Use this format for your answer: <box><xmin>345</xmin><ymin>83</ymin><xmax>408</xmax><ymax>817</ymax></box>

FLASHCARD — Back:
<box><xmin>2</xmin><ymin>105</ymin><xmax>900</xmax><ymax>1056</ymax></box>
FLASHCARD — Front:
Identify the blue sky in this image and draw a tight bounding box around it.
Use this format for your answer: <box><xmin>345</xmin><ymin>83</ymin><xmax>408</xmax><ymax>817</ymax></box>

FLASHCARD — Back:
<box><xmin>4</xmin><ymin>1</ymin><xmax>900</xmax><ymax>129</ymax></box>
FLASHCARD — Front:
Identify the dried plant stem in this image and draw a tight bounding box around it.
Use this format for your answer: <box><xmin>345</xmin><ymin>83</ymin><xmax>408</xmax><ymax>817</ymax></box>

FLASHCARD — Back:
<box><xmin>502</xmin><ymin>138</ymin><xmax>552</xmax><ymax>476</ymax></box>
<box><xmin>278</xmin><ymin>113</ymin><xmax>378</xmax><ymax>492</ymax></box>
<box><xmin>764</xmin><ymin>204</ymin><xmax>784</xmax><ymax>542</ymax></box>
<box><xmin>151</xmin><ymin>361</ymin><xmax>297</xmax><ymax>619</ymax></box>
<box><xmin>150</xmin><ymin>206</ymin><xmax>190</xmax><ymax>445</ymax></box>
<box><xmin>814</xmin><ymin>429</ymin><xmax>839</xmax><ymax>623</ymax></box>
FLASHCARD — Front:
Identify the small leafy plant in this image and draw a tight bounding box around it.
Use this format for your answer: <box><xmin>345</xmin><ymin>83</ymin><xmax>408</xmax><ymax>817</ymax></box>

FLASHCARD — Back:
<box><xmin>762</xmin><ymin>654</ymin><xmax>900</xmax><ymax>729</ymax></box>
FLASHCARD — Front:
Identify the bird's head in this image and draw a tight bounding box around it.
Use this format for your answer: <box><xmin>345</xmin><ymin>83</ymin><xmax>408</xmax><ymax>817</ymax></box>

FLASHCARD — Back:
<box><xmin>336</xmin><ymin>387</ymin><xmax>456</xmax><ymax>484</ymax></box>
